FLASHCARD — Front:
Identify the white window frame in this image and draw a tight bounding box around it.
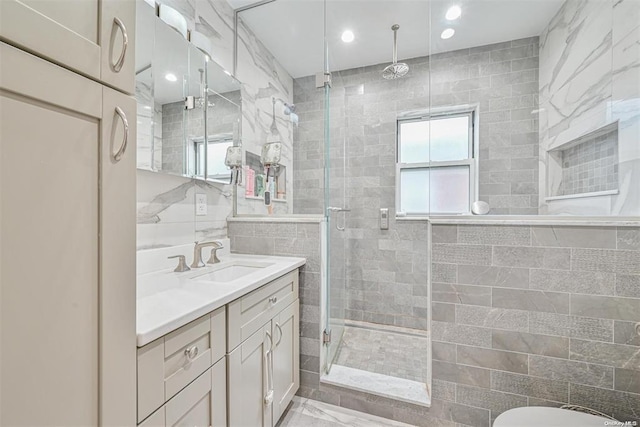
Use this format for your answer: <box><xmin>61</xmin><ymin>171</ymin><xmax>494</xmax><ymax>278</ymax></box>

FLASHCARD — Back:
<box><xmin>395</xmin><ymin>107</ymin><xmax>478</xmax><ymax>216</ymax></box>
<box><xmin>193</xmin><ymin>135</ymin><xmax>234</xmax><ymax>180</ymax></box>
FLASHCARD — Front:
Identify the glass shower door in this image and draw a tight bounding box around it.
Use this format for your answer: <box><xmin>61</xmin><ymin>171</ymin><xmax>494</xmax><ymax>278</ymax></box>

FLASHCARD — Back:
<box><xmin>323</xmin><ymin>11</ymin><xmax>348</xmax><ymax>373</ymax></box>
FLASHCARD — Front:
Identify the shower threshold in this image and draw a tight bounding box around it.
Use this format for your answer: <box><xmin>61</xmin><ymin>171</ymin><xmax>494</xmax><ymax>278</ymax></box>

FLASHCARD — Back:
<box><xmin>320</xmin><ymin>321</ymin><xmax>431</xmax><ymax>407</ymax></box>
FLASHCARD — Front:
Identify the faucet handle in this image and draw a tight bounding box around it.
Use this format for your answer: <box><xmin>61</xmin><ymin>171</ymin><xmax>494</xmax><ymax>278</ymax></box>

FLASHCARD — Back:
<box><xmin>207</xmin><ymin>244</ymin><xmax>224</xmax><ymax>264</ymax></box>
<box><xmin>168</xmin><ymin>255</ymin><xmax>190</xmax><ymax>272</ymax></box>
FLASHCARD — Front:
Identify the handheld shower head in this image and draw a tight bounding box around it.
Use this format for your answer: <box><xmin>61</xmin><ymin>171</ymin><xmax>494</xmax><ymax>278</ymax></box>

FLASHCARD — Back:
<box><xmin>283</xmin><ymin>102</ymin><xmax>296</xmax><ymax>115</ymax></box>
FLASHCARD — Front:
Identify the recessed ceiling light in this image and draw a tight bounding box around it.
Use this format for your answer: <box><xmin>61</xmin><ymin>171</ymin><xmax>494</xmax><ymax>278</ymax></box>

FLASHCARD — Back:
<box><xmin>341</xmin><ymin>30</ymin><xmax>355</xmax><ymax>43</ymax></box>
<box><xmin>165</xmin><ymin>73</ymin><xmax>177</xmax><ymax>82</ymax></box>
<box><xmin>441</xmin><ymin>28</ymin><xmax>455</xmax><ymax>39</ymax></box>
<box><xmin>446</xmin><ymin>5</ymin><xmax>462</xmax><ymax>20</ymax></box>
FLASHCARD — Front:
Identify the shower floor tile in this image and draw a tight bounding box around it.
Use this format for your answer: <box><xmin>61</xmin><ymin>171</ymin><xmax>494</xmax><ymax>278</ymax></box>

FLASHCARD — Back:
<box><xmin>333</xmin><ymin>322</ymin><xmax>430</xmax><ymax>383</ymax></box>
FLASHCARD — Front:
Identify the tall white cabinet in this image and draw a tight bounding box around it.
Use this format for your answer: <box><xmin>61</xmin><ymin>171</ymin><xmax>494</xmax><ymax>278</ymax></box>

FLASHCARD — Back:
<box><xmin>0</xmin><ymin>1</ymin><xmax>136</xmax><ymax>425</ymax></box>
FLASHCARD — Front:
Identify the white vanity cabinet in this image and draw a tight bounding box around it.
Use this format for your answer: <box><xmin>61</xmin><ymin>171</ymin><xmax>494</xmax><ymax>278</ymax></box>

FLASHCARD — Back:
<box><xmin>228</xmin><ymin>270</ymin><xmax>300</xmax><ymax>427</ymax></box>
<box><xmin>137</xmin><ymin>307</ymin><xmax>227</xmax><ymax>424</ymax></box>
<box><xmin>136</xmin><ymin>268</ymin><xmax>301</xmax><ymax>427</ymax></box>
<box><xmin>0</xmin><ymin>41</ymin><xmax>136</xmax><ymax>426</ymax></box>
<box><xmin>0</xmin><ymin>0</ymin><xmax>136</xmax><ymax>94</ymax></box>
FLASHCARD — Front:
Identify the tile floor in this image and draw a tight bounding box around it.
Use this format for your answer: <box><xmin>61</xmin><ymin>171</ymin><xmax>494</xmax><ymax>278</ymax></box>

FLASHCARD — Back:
<box><xmin>333</xmin><ymin>322</ymin><xmax>430</xmax><ymax>382</ymax></box>
<box><xmin>277</xmin><ymin>397</ymin><xmax>415</xmax><ymax>427</ymax></box>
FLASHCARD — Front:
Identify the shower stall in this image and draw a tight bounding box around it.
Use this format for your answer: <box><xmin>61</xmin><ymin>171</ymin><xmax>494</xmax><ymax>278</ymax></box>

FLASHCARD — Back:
<box><xmin>233</xmin><ymin>0</ymin><xmax>640</xmax><ymax>413</ymax></box>
<box><xmin>235</xmin><ymin>0</ymin><xmax>434</xmax><ymax>405</ymax></box>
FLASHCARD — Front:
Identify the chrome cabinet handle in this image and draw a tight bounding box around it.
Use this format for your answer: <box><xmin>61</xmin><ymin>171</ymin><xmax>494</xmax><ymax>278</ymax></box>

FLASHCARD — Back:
<box><xmin>268</xmin><ymin>296</ymin><xmax>278</xmax><ymax>305</ymax></box>
<box><xmin>184</xmin><ymin>345</ymin><xmax>199</xmax><ymax>361</ymax></box>
<box><xmin>112</xmin><ymin>17</ymin><xmax>129</xmax><ymax>72</ymax></box>
<box><xmin>265</xmin><ymin>330</ymin><xmax>273</xmax><ymax>353</ymax></box>
<box><xmin>113</xmin><ymin>106</ymin><xmax>129</xmax><ymax>162</ymax></box>
<box><xmin>275</xmin><ymin>323</ymin><xmax>283</xmax><ymax>347</ymax></box>
<box><xmin>264</xmin><ymin>330</ymin><xmax>274</xmax><ymax>406</ymax></box>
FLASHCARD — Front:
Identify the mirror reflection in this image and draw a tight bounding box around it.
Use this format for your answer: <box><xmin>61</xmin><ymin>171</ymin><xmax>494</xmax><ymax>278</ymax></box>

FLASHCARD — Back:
<box><xmin>135</xmin><ymin>1</ymin><xmax>241</xmax><ymax>183</ymax></box>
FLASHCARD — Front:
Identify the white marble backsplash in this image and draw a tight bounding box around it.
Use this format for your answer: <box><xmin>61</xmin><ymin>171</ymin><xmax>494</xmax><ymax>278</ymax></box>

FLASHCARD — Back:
<box><xmin>137</xmin><ymin>170</ymin><xmax>232</xmax><ymax>250</ymax></box>
<box><xmin>538</xmin><ymin>0</ymin><xmax>640</xmax><ymax>216</ymax></box>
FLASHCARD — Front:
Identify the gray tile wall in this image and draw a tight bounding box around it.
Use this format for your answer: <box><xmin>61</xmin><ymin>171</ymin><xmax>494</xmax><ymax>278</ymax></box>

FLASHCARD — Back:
<box><xmin>430</xmin><ymin>223</ymin><xmax>640</xmax><ymax>425</ymax></box>
<box><xmin>558</xmin><ymin>129</ymin><xmax>619</xmax><ymax>196</ymax></box>
<box><xmin>228</xmin><ymin>220</ymin><xmax>640</xmax><ymax>426</ymax></box>
<box><xmin>293</xmin><ymin>37</ymin><xmax>540</xmax><ymax>217</ymax></box>
<box><xmin>292</xmin><ymin>38</ymin><xmax>540</xmax><ymax>329</ymax></box>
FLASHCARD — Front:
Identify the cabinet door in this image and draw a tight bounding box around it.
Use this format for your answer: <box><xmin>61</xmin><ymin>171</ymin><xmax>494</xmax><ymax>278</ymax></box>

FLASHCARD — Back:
<box><xmin>100</xmin><ymin>0</ymin><xmax>136</xmax><ymax>94</ymax></box>
<box><xmin>0</xmin><ymin>42</ymin><xmax>102</xmax><ymax>426</ymax></box>
<box><xmin>101</xmin><ymin>87</ymin><xmax>137</xmax><ymax>425</ymax></box>
<box><xmin>0</xmin><ymin>42</ymin><xmax>136</xmax><ymax>426</ymax></box>
<box><xmin>272</xmin><ymin>300</ymin><xmax>300</xmax><ymax>424</ymax></box>
<box><xmin>0</xmin><ymin>0</ymin><xmax>135</xmax><ymax>94</ymax></box>
<box><xmin>228</xmin><ymin>323</ymin><xmax>273</xmax><ymax>427</ymax></box>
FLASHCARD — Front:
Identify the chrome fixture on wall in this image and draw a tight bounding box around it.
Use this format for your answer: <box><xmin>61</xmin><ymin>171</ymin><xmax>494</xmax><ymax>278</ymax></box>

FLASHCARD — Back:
<box><xmin>382</xmin><ymin>24</ymin><xmax>409</xmax><ymax>80</ymax></box>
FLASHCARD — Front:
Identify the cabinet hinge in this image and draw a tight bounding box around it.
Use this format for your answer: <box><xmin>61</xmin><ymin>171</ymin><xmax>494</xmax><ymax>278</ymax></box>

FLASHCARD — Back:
<box><xmin>323</xmin><ymin>329</ymin><xmax>332</xmax><ymax>344</ymax></box>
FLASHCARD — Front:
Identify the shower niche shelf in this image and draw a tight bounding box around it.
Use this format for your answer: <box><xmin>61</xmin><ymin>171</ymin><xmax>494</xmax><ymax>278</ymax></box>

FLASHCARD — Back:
<box><xmin>546</xmin><ymin>122</ymin><xmax>619</xmax><ymax>201</ymax></box>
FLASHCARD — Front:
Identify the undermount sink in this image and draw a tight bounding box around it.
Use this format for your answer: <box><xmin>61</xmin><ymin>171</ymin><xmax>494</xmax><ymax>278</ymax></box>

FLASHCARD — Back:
<box><xmin>190</xmin><ymin>261</ymin><xmax>275</xmax><ymax>282</ymax></box>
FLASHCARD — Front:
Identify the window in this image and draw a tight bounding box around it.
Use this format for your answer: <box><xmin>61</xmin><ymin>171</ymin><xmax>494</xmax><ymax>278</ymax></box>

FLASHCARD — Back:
<box><xmin>193</xmin><ymin>136</ymin><xmax>233</xmax><ymax>180</ymax></box>
<box><xmin>396</xmin><ymin>111</ymin><xmax>476</xmax><ymax>215</ymax></box>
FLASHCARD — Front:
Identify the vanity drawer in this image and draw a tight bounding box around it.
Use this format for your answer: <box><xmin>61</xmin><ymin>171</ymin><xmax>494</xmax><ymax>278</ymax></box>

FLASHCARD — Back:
<box><xmin>138</xmin><ymin>357</ymin><xmax>227</xmax><ymax>427</ymax></box>
<box><xmin>228</xmin><ymin>269</ymin><xmax>298</xmax><ymax>351</ymax></box>
<box><xmin>137</xmin><ymin>306</ymin><xmax>226</xmax><ymax>423</ymax></box>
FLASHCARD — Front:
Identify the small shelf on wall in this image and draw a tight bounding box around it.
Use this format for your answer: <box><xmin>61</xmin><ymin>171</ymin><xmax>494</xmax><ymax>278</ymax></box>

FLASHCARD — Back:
<box><xmin>546</xmin><ymin>122</ymin><xmax>619</xmax><ymax>201</ymax></box>
<box><xmin>243</xmin><ymin>151</ymin><xmax>287</xmax><ymax>200</ymax></box>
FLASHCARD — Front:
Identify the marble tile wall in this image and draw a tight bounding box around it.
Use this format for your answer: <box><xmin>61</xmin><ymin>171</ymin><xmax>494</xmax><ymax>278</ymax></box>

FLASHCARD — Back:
<box><xmin>136</xmin><ymin>79</ymin><xmax>163</xmax><ymax>171</ymax></box>
<box><xmin>429</xmin><ymin>223</ymin><xmax>640</xmax><ymax>425</ymax></box>
<box><xmin>235</xmin><ymin>15</ymin><xmax>295</xmax><ymax>215</ymax></box>
<box><xmin>539</xmin><ymin>0</ymin><xmax>640</xmax><ymax>215</ymax></box>
<box><xmin>137</xmin><ymin>169</ymin><xmax>232</xmax><ymax>250</ymax></box>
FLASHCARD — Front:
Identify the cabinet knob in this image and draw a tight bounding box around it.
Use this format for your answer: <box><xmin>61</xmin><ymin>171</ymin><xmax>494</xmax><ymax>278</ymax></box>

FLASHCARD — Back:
<box><xmin>184</xmin><ymin>345</ymin><xmax>199</xmax><ymax>361</ymax></box>
<box><xmin>268</xmin><ymin>296</ymin><xmax>277</xmax><ymax>304</ymax></box>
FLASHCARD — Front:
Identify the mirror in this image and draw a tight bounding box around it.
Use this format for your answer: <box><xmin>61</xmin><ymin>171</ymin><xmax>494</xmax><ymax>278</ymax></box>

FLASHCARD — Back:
<box><xmin>135</xmin><ymin>0</ymin><xmax>241</xmax><ymax>182</ymax></box>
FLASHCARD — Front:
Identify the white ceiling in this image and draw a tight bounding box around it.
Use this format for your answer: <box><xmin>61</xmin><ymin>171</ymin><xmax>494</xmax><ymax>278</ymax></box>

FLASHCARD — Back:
<box><xmin>233</xmin><ymin>0</ymin><xmax>564</xmax><ymax>78</ymax></box>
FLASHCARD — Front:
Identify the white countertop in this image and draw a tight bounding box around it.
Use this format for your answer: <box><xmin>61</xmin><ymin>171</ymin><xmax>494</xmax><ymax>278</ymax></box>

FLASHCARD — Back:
<box><xmin>136</xmin><ymin>253</ymin><xmax>306</xmax><ymax>347</ymax></box>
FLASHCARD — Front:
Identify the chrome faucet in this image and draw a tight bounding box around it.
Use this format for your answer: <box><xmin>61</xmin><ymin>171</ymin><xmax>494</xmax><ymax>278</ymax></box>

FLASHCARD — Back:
<box><xmin>168</xmin><ymin>255</ymin><xmax>191</xmax><ymax>272</ymax></box>
<box><xmin>191</xmin><ymin>241</ymin><xmax>224</xmax><ymax>268</ymax></box>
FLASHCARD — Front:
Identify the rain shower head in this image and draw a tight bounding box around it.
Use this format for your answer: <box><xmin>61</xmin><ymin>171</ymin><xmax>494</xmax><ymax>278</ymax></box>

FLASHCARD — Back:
<box><xmin>382</xmin><ymin>24</ymin><xmax>409</xmax><ymax>80</ymax></box>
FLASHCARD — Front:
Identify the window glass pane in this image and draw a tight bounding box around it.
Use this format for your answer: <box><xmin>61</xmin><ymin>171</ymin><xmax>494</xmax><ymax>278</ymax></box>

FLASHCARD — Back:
<box><xmin>400</xmin><ymin>121</ymin><xmax>430</xmax><ymax>163</ymax></box>
<box><xmin>207</xmin><ymin>141</ymin><xmax>233</xmax><ymax>178</ymax></box>
<box><xmin>430</xmin><ymin>116</ymin><xmax>470</xmax><ymax>162</ymax></box>
<box><xmin>429</xmin><ymin>166</ymin><xmax>470</xmax><ymax>213</ymax></box>
<box><xmin>400</xmin><ymin>169</ymin><xmax>429</xmax><ymax>213</ymax></box>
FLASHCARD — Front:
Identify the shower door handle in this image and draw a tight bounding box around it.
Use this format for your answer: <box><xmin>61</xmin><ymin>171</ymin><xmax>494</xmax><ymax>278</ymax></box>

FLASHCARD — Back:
<box><xmin>327</xmin><ymin>207</ymin><xmax>350</xmax><ymax>231</ymax></box>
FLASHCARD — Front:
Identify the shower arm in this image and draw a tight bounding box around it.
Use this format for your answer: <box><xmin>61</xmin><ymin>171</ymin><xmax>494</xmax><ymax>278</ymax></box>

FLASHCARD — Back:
<box><xmin>392</xmin><ymin>26</ymin><xmax>398</xmax><ymax>64</ymax></box>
